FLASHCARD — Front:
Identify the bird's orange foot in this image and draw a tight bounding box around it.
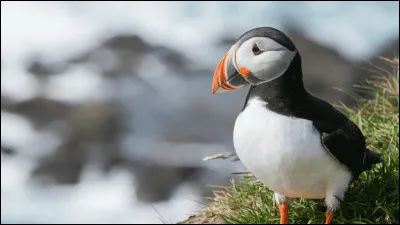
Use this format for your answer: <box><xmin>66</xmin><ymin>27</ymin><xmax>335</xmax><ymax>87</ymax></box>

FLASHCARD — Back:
<box><xmin>325</xmin><ymin>211</ymin><xmax>333</xmax><ymax>224</ymax></box>
<box><xmin>279</xmin><ymin>203</ymin><xmax>289</xmax><ymax>224</ymax></box>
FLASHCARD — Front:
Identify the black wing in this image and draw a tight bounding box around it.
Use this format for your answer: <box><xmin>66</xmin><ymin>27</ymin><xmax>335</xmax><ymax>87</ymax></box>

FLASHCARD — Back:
<box><xmin>299</xmin><ymin>93</ymin><xmax>382</xmax><ymax>180</ymax></box>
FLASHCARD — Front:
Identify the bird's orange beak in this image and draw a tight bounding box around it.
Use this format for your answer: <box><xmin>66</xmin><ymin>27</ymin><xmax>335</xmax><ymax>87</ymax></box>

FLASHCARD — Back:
<box><xmin>212</xmin><ymin>47</ymin><xmax>249</xmax><ymax>94</ymax></box>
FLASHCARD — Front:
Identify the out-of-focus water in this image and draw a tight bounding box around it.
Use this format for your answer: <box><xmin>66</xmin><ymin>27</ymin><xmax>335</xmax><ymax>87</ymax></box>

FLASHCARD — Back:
<box><xmin>1</xmin><ymin>1</ymin><xmax>399</xmax><ymax>224</ymax></box>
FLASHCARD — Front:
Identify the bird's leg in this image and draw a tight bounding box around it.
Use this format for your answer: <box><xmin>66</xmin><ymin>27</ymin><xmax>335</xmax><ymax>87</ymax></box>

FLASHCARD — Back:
<box><xmin>325</xmin><ymin>194</ymin><xmax>343</xmax><ymax>224</ymax></box>
<box><xmin>325</xmin><ymin>211</ymin><xmax>333</xmax><ymax>224</ymax></box>
<box><xmin>274</xmin><ymin>192</ymin><xmax>289</xmax><ymax>224</ymax></box>
<box><xmin>279</xmin><ymin>203</ymin><xmax>289</xmax><ymax>224</ymax></box>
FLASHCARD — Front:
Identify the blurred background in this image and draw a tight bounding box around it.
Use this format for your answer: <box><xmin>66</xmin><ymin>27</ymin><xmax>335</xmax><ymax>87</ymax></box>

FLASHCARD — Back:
<box><xmin>1</xmin><ymin>1</ymin><xmax>399</xmax><ymax>224</ymax></box>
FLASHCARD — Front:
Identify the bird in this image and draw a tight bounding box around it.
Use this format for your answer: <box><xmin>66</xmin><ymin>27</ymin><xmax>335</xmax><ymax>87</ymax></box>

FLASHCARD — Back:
<box><xmin>211</xmin><ymin>27</ymin><xmax>382</xmax><ymax>224</ymax></box>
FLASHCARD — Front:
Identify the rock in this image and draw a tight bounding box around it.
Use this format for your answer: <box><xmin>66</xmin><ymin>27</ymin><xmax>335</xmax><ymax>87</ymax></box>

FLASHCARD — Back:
<box><xmin>153</xmin><ymin>46</ymin><xmax>190</xmax><ymax>73</ymax></box>
<box><xmin>131</xmin><ymin>163</ymin><xmax>204</xmax><ymax>203</ymax></box>
<box><xmin>31</xmin><ymin>102</ymin><xmax>123</xmax><ymax>185</ymax></box>
<box><xmin>67</xmin><ymin>35</ymin><xmax>154</xmax><ymax>77</ymax></box>
<box><xmin>27</xmin><ymin>59</ymin><xmax>68</xmax><ymax>77</ymax></box>
<box><xmin>31</xmin><ymin>140</ymin><xmax>85</xmax><ymax>185</ymax></box>
<box><xmin>66</xmin><ymin>103</ymin><xmax>120</xmax><ymax>143</ymax></box>
<box><xmin>2</xmin><ymin>98</ymin><xmax>71</xmax><ymax>129</ymax></box>
<box><xmin>104</xmin><ymin>35</ymin><xmax>152</xmax><ymax>53</ymax></box>
<box><xmin>1</xmin><ymin>95</ymin><xmax>13</xmax><ymax>108</ymax></box>
<box><xmin>1</xmin><ymin>145</ymin><xmax>16</xmax><ymax>157</ymax></box>
<box><xmin>26</xmin><ymin>34</ymin><xmax>194</xmax><ymax>80</ymax></box>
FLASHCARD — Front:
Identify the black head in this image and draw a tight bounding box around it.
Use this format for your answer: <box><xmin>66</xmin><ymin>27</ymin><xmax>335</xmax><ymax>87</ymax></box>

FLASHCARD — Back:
<box><xmin>236</xmin><ymin>27</ymin><xmax>297</xmax><ymax>52</ymax></box>
<box><xmin>212</xmin><ymin>27</ymin><xmax>301</xmax><ymax>94</ymax></box>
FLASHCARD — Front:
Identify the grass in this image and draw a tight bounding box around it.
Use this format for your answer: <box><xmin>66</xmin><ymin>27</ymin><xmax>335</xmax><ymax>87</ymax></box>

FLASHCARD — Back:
<box><xmin>180</xmin><ymin>57</ymin><xmax>399</xmax><ymax>224</ymax></box>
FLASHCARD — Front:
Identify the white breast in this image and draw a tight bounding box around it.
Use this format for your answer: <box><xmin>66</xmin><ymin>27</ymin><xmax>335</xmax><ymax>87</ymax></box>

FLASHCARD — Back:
<box><xmin>233</xmin><ymin>98</ymin><xmax>351</xmax><ymax>199</ymax></box>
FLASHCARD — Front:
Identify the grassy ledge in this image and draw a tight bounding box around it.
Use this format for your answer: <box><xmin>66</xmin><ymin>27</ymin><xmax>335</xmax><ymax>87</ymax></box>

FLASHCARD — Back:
<box><xmin>180</xmin><ymin>57</ymin><xmax>399</xmax><ymax>224</ymax></box>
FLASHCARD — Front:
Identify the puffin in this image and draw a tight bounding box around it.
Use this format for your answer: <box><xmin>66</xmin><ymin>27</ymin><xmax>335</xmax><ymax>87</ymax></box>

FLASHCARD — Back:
<box><xmin>211</xmin><ymin>27</ymin><xmax>382</xmax><ymax>224</ymax></box>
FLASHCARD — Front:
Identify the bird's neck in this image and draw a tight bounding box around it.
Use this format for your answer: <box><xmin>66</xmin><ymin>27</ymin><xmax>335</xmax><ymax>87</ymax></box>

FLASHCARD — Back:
<box><xmin>242</xmin><ymin>54</ymin><xmax>307</xmax><ymax>111</ymax></box>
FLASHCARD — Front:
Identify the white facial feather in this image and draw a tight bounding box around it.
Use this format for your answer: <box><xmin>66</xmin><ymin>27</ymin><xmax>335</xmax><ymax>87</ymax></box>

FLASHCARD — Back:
<box><xmin>235</xmin><ymin>37</ymin><xmax>297</xmax><ymax>83</ymax></box>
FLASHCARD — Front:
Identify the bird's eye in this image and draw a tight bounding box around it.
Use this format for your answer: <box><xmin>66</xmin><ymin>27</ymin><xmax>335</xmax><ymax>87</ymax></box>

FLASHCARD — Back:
<box><xmin>252</xmin><ymin>44</ymin><xmax>261</xmax><ymax>55</ymax></box>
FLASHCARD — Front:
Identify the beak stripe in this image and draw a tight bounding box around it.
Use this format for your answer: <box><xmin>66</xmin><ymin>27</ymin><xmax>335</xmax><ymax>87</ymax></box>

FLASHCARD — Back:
<box><xmin>212</xmin><ymin>47</ymin><xmax>247</xmax><ymax>94</ymax></box>
<box><xmin>221</xmin><ymin>82</ymin><xmax>236</xmax><ymax>91</ymax></box>
<box><xmin>212</xmin><ymin>51</ymin><xmax>230</xmax><ymax>94</ymax></box>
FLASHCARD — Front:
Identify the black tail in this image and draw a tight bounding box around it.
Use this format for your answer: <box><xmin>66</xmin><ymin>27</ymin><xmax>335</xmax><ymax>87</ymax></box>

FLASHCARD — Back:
<box><xmin>351</xmin><ymin>148</ymin><xmax>383</xmax><ymax>182</ymax></box>
<box><xmin>365</xmin><ymin>148</ymin><xmax>383</xmax><ymax>165</ymax></box>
